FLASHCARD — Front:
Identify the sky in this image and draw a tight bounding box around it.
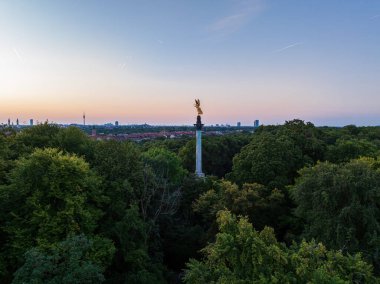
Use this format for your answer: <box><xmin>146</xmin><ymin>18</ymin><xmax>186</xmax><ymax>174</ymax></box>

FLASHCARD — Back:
<box><xmin>1</xmin><ymin>0</ymin><xmax>380</xmax><ymax>126</ymax></box>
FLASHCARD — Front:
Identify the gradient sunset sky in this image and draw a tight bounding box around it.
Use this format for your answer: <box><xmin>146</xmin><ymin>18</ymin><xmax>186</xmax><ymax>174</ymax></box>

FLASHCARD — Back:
<box><xmin>1</xmin><ymin>0</ymin><xmax>380</xmax><ymax>126</ymax></box>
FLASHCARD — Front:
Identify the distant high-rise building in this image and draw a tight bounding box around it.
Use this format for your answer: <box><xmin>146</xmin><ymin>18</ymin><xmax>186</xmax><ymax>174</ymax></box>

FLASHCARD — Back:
<box><xmin>7</xmin><ymin>118</ymin><xmax>10</xmax><ymax>126</ymax></box>
<box><xmin>83</xmin><ymin>113</ymin><xmax>86</xmax><ymax>126</ymax></box>
<box><xmin>16</xmin><ymin>118</ymin><xmax>19</xmax><ymax>126</ymax></box>
<box><xmin>254</xmin><ymin>120</ymin><xmax>260</xmax><ymax>127</ymax></box>
<box><xmin>237</xmin><ymin>122</ymin><xmax>241</xmax><ymax>127</ymax></box>
<box><xmin>115</xmin><ymin>121</ymin><xmax>119</xmax><ymax>127</ymax></box>
<box><xmin>30</xmin><ymin>119</ymin><xmax>34</xmax><ymax>126</ymax></box>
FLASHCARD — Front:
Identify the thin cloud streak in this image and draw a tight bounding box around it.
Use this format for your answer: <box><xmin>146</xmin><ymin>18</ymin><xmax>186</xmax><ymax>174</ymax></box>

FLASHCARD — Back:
<box><xmin>207</xmin><ymin>0</ymin><xmax>264</xmax><ymax>36</ymax></box>
<box><xmin>13</xmin><ymin>48</ymin><xmax>24</xmax><ymax>64</ymax></box>
<box><xmin>208</xmin><ymin>13</ymin><xmax>248</xmax><ymax>33</ymax></box>
<box><xmin>273</xmin><ymin>42</ymin><xmax>303</xmax><ymax>53</ymax></box>
<box><xmin>118</xmin><ymin>62</ymin><xmax>127</xmax><ymax>70</ymax></box>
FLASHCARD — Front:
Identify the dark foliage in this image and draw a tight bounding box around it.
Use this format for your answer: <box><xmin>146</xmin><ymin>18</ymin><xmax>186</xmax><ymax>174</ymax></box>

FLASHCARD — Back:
<box><xmin>0</xmin><ymin>121</ymin><xmax>379</xmax><ymax>283</ymax></box>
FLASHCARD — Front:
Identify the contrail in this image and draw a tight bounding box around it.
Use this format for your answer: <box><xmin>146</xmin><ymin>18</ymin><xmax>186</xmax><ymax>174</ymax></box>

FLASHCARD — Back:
<box><xmin>273</xmin><ymin>42</ymin><xmax>303</xmax><ymax>53</ymax></box>
<box><xmin>13</xmin><ymin>48</ymin><xmax>24</xmax><ymax>63</ymax></box>
<box><xmin>119</xmin><ymin>62</ymin><xmax>127</xmax><ymax>70</ymax></box>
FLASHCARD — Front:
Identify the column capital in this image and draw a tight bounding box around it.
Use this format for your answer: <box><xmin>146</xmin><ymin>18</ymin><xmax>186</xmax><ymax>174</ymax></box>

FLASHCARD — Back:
<box><xmin>194</xmin><ymin>115</ymin><xmax>204</xmax><ymax>130</ymax></box>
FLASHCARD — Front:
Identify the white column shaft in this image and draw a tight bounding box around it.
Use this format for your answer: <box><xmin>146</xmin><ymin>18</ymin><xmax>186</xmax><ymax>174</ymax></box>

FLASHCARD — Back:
<box><xmin>195</xmin><ymin>130</ymin><xmax>203</xmax><ymax>176</ymax></box>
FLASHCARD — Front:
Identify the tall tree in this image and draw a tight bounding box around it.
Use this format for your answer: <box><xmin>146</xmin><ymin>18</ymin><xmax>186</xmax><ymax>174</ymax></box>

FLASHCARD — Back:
<box><xmin>159</xmin><ymin>175</ymin><xmax>213</xmax><ymax>274</ymax></box>
<box><xmin>13</xmin><ymin>235</ymin><xmax>114</xmax><ymax>284</ymax></box>
<box><xmin>184</xmin><ymin>210</ymin><xmax>378</xmax><ymax>283</ymax></box>
<box><xmin>90</xmin><ymin>141</ymin><xmax>165</xmax><ymax>283</ymax></box>
<box><xmin>291</xmin><ymin>158</ymin><xmax>380</xmax><ymax>271</ymax></box>
<box><xmin>13</xmin><ymin>123</ymin><xmax>60</xmax><ymax>155</ymax></box>
<box><xmin>326</xmin><ymin>138</ymin><xmax>378</xmax><ymax>163</ymax></box>
<box><xmin>140</xmin><ymin>147</ymin><xmax>186</xmax><ymax>224</ymax></box>
<box><xmin>0</xmin><ymin>148</ymin><xmax>105</xmax><ymax>273</ymax></box>
<box><xmin>0</xmin><ymin>133</ymin><xmax>13</xmax><ymax>185</ymax></box>
<box><xmin>228</xmin><ymin>132</ymin><xmax>303</xmax><ymax>188</ymax></box>
<box><xmin>142</xmin><ymin>147</ymin><xmax>187</xmax><ymax>187</ymax></box>
<box><xmin>279</xmin><ymin>119</ymin><xmax>326</xmax><ymax>163</ymax></box>
<box><xmin>56</xmin><ymin>126</ymin><xmax>93</xmax><ymax>158</ymax></box>
<box><xmin>193</xmin><ymin>180</ymin><xmax>290</xmax><ymax>240</ymax></box>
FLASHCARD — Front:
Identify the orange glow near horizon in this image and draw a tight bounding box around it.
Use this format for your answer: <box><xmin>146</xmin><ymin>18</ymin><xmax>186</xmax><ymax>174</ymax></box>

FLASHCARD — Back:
<box><xmin>2</xmin><ymin>67</ymin><xmax>379</xmax><ymax>126</ymax></box>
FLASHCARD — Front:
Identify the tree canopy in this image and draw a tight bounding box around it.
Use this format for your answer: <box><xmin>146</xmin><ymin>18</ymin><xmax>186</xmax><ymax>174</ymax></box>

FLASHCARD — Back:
<box><xmin>0</xmin><ymin>148</ymin><xmax>104</xmax><ymax>271</ymax></box>
<box><xmin>291</xmin><ymin>158</ymin><xmax>380</xmax><ymax>270</ymax></box>
<box><xmin>184</xmin><ymin>210</ymin><xmax>378</xmax><ymax>284</ymax></box>
<box><xmin>13</xmin><ymin>234</ymin><xmax>114</xmax><ymax>284</ymax></box>
<box><xmin>1</xmin><ymin>121</ymin><xmax>380</xmax><ymax>282</ymax></box>
<box><xmin>228</xmin><ymin>132</ymin><xmax>303</xmax><ymax>188</ymax></box>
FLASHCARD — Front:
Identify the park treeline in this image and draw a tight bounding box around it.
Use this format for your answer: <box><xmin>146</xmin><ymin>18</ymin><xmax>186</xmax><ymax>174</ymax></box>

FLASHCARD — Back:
<box><xmin>0</xmin><ymin>119</ymin><xmax>380</xmax><ymax>283</ymax></box>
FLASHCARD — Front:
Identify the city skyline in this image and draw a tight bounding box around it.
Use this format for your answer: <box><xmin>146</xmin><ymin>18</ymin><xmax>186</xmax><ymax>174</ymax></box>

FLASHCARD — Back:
<box><xmin>1</xmin><ymin>1</ymin><xmax>380</xmax><ymax>126</ymax></box>
<box><xmin>1</xmin><ymin>115</ymin><xmax>259</xmax><ymax>127</ymax></box>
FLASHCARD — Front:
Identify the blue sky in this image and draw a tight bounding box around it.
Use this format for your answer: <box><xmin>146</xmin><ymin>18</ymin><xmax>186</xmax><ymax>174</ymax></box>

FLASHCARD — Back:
<box><xmin>1</xmin><ymin>0</ymin><xmax>379</xmax><ymax>126</ymax></box>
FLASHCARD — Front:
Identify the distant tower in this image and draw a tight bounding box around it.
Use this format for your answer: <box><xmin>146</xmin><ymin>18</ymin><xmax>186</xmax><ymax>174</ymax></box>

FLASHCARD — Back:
<box><xmin>254</xmin><ymin>120</ymin><xmax>259</xmax><ymax>128</ymax></box>
<box><xmin>194</xmin><ymin>99</ymin><xmax>205</xmax><ymax>178</ymax></box>
<box><xmin>237</xmin><ymin>122</ymin><xmax>241</xmax><ymax>127</ymax></box>
<box><xmin>30</xmin><ymin>119</ymin><xmax>34</xmax><ymax>126</ymax></box>
<box><xmin>7</xmin><ymin>118</ymin><xmax>10</xmax><ymax>126</ymax></box>
<box><xmin>16</xmin><ymin>118</ymin><xmax>19</xmax><ymax>127</ymax></box>
<box><xmin>115</xmin><ymin>121</ymin><xmax>119</xmax><ymax>127</ymax></box>
<box><xmin>83</xmin><ymin>113</ymin><xmax>86</xmax><ymax>126</ymax></box>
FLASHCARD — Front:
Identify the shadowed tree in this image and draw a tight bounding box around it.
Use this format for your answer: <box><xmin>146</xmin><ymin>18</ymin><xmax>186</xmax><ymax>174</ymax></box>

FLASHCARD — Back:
<box><xmin>0</xmin><ymin>148</ymin><xmax>105</xmax><ymax>274</ymax></box>
<box><xmin>140</xmin><ymin>147</ymin><xmax>186</xmax><ymax>226</ymax></box>
<box><xmin>13</xmin><ymin>122</ymin><xmax>61</xmax><ymax>156</ymax></box>
<box><xmin>90</xmin><ymin>141</ymin><xmax>165</xmax><ymax>283</ymax></box>
<box><xmin>228</xmin><ymin>132</ymin><xmax>303</xmax><ymax>188</ymax></box>
<box><xmin>184</xmin><ymin>210</ymin><xmax>378</xmax><ymax>283</ymax></box>
<box><xmin>56</xmin><ymin>126</ymin><xmax>93</xmax><ymax>158</ymax></box>
<box><xmin>193</xmin><ymin>180</ymin><xmax>291</xmax><ymax>241</ymax></box>
<box><xmin>179</xmin><ymin>134</ymin><xmax>252</xmax><ymax>178</ymax></box>
<box><xmin>291</xmin><ymin>158</ymin><xmax>380</xmax><ymax>271</ymax></box>
<box><xmin>326</xmin><ymin>138</ymin><xmax>378</xmax><ymax>163</ymax></box>
<box><xmin>13</xmin><ymin>234</ymin><xmax>115</xmax><ymax>284</ymax></box>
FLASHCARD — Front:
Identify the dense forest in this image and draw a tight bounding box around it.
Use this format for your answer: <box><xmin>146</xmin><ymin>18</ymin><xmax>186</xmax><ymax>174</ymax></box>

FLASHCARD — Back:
<box><xmin>0</xmin><ymin>119</ymin><xmax>380</xmax><ymax>283</ymax></box>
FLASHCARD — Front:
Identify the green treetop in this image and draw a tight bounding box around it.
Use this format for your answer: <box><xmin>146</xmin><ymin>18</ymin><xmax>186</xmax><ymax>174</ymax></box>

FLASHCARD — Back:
<box><xmin>184</xmin><ymin>210</ymin><xmax>378</xmax><ymax>284</ymax></box>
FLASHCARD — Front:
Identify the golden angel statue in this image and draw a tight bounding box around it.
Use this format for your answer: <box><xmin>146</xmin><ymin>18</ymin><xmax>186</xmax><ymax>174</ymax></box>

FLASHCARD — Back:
<box><xmin>194</xmin><ymin>99</ymin><xmax>203</xmax><ymax>115</ymax></box>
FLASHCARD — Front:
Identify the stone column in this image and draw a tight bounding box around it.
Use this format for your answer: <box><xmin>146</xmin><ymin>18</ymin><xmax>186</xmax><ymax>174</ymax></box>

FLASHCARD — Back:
<box><xmin>194</xmin><ymin>115</ymin><xmax>205</xmax><ymax>177</ymax></box>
